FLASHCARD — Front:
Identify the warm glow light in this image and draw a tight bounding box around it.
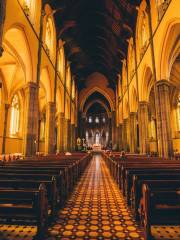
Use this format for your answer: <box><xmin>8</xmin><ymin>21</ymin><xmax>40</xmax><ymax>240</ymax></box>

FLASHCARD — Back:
<box><xmin>89</xmin><ymin>116</ymin><xmax>92</xmax><ymax>123</ymax></box>
<box><xmin>95</xmin><ymin>117</ymin><xmax>99</xmax><ymax>123</ymax></box>
<box><xmin>24</xmin><ymin>0</ymin><xmax>31</xmax><ymax>7</ymax></box>
<box><xmin>45</xmin><ymin>18</ymin><xmax>53</xmax><ymax>56</ymax></box>
<box><xmin>58</xmin><ymin>47</ymin><xmax>65</xmax><ymax>79</ymax></box>
<box><xmin>141</xmin><ymin>14</ymin><xmax>147</xmax><ymax>47</ymax></box>
<box><xmin>10</xmin><ymin>95</ymin><xmax>20</xmax><ymax>135</ymax></box>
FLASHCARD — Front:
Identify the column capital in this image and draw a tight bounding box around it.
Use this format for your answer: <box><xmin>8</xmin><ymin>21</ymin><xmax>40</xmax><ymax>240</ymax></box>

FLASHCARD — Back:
<box><xmin>24</xmin><ymin>82</ymin><xmax>38</xmax><ymax>91</ymax></box>
<box><xmin>129</xmin><ymin>112</ymin><xmax>137</xmax><ymax>116</ymax></box>
<box><xmin>4</xmin><ymin>103</ymin><xmax>10</xmax><ymax>109</ymax></box>
<box><xmin>156</xmin><ymin>79</ymin><xmax>171</xmax><ymax>88</ymax></box>
<box><xmin>139</xmin><ymin>101</ymin><xmax>149</xmax><ymax>106</ymax></box>
<box><xmin>123</xmin><ymin>118</ymin><xmax>128</xmax><ymax>123</ymax></box>
<box><xmin>46</xmin><ymin>101</ymin><xmax>56</xmax><ymax>108</ymax></box>
<box><xmin>58</xmin><ymin>112</ymin><xmax>65</xmax><ymax>118</ymax></box>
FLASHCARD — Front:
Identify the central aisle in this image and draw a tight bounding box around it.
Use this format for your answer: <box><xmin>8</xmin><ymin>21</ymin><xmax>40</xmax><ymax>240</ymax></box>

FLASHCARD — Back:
<box><xmin>47</xmin><ymin>154</ymin><xmax>144</xmax><ymax>239</ymax></box>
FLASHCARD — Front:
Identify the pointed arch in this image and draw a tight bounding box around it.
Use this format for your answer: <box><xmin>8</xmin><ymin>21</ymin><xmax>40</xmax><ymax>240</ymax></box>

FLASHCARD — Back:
<box><xmin>80</xmin><ymin>86</ymin><xmax>114</xmax><ymax>112</ymax></box>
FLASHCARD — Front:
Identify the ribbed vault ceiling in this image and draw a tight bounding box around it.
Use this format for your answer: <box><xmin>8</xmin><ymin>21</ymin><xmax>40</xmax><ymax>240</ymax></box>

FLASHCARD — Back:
<box><xmin>45</xmin><ymin>0</ymin><xmax>141</xmax><ymax>91</ymax></box>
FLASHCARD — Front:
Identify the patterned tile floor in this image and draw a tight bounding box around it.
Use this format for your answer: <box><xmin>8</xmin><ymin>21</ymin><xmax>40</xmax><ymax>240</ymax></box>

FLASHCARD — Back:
<box><xmin>0</xmin><ymin>154</ymin><xmax>180</xmax><ymax>240</ymax></box>
<box><xmin>46</xmin><ymin>154</ymin><xmax>144</xmax><ymax>240</ymax></box>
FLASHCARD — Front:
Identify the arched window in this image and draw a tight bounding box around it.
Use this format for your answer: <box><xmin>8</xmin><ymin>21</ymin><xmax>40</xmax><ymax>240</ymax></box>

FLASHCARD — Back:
<box><xmin>157</xmin><ymin>0</ymin><xmax>170</xmax><ymax>20</ymax></box>
<box><xmin>45</xmin><ymin>18</ymin><xmax>53</xmax><ymax>57</ymax></box>
<box><xmin>86</xmin><ymin>131</ymin><xmax>89</xmax><ymax>141</ymax></box>
<box><xmin>40</xmin><ymin>112</ymin><xmax>46</xmax><ymax>141</ymax></box>
<box><xmin>102</xmin><ymin>117</ymin><xmax>106</xmax><ymax>123</ymax></box>
<box><xmin>72</xmin><ymin>80</ymin><xmax>75</xmax><ymax>99</ymax></box>
<box><xmin>58</xmin><ymin>46</ymin><xmax>65</xmax><ymax>80</ymax></box>
<box><xmin>24</xmin><ymin>0</ymin><xmax>31</xmax><ymax>14</ymax></box>
<box><xmin>149</xmin><ymin>118</ymin><xmax>156</xmax><ymax>140</ymax></box>
<box><xmin>66</xmin><ymin>65</ymin><xmax>71</xmax><ymax>92</ymax></box>
<box><xmin>10</xmin><ymin>95</ymin><xmax>20</xmax><ymax>135</ymax></box>
<box><xmin>23</xmin><ymin>0</ymin><xmax>36</xmax><ymax>22</ymax></box>
<box><xmin>89</xmin><ymin>116</ymin><xmax>92</xmax><ymax>123</ymax></box>
<box><xmin>141</xmin><ymin>13</ymin><xmax>147</xmax><ymax>48</ymax></box>
<box><xmin>95</xmin><ymin>117</ymin><xmax>99</xmax><ymax>123</ymax></box>
<box><xmin>95</xmin><ymin>132</ymin><xmax>100</xmax><ymax>144</ymax></box>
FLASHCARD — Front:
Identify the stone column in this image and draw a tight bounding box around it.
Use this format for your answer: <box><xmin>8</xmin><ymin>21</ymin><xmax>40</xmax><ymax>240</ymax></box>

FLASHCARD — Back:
<box><xmin>23</xmin><ymin>82</ymin><xmax>38</xmax><ymax>157</ymax></box>
<box><xmin>129</xmin><ymin>112</ymin><xmax>137</xmax><ymax>153</ymax></box>
<box><xmin>63</xmin><ymin>118</ymin><xmax>69</xmax><ymax>151</ymax></box>
<box><xmin>156</xmin><ymin>80</ymin><xmax>173</xmax><ymax>158</ymax></box>
<box><xmin>67</xmin><ymin>119</ymin><xmax>71</xmax><ymax>151</ymax></box>
<box><xmin>111</xmin><ymin>111</ymin><xmax>116</xmax><ymax>147</ymax></box>
<box><xmin>2</xmin><ymin>103</ymin><xmax>10</xmax><ymax>154</ymax></box>
<box><xmin>138</xmin><ymin>101</ymin><xmax>150</xmax><ymax>154</ymax></box>
<box><xmin>116</xmin><ymin>125</ymin><xmax>120</xmax><ymax>151</ymax></box>
<box><xmin>122</xmin><ymin>118</ymin><xmax>128</xmax><ymax>151</ymax></box>
<box><xmin>108</xmin><ymin>116</ymin><xmax>112</xmax><ymax>147</ymax></box>
<box><xmin>0</xmin><ymin>0</ymin><xmax>7</xmax><ymax>56</ymax></box>
<box><xmin>45</xmin><ymin>102</ymin><xmax>56</xmax><ymax>154</ymax></box>
<box><xmin>57</xmin><ymin>112</ymin><xmax>65</xmax><ymax>152</ymax></box>
<box><xmin>71</xmin><ymin>123</ymin><xmax>75</xmax><ymax>151</ymax></box>
<box><xmin>118</xmin><ymin>123</ymin><xmax>123</xmax><ymax>150</ymax></box>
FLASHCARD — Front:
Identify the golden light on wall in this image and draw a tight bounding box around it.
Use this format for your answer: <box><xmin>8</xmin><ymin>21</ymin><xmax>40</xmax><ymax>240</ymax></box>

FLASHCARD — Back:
<box><xmin>10</xmin><ymin>95</ymin><xmax>20</xmax><ymax>136</ymax></box>
<box><xmin>45</xmin><ymin>17</ymin><xmax>54</xmax><ymax>58</ymax></box>
<box><xmin>58</xmin><ymin>44</ymin><xmax>65</xmax><ymax>80</ymax></box>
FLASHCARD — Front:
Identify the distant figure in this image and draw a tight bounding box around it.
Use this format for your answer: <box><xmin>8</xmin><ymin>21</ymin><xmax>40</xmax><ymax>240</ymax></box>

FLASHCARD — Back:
<box><xmin>120</xmin><ymin>151</ymin><xmax>127</xmax><ymax>161</ymax></box>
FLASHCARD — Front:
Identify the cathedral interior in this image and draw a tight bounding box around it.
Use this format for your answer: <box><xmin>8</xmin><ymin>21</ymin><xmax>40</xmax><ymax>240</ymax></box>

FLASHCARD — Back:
<box><xmin>0</xmin><ymin>0</ymin><xmax>180</xmax><ymax>239</ymax></box>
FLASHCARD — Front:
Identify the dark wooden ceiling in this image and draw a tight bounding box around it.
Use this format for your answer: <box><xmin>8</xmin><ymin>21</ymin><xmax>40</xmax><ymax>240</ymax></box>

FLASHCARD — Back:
<box><xmin>44</xmin><ymin>0</ymin><xmax>141</xmax><ymax>91</ymax></box>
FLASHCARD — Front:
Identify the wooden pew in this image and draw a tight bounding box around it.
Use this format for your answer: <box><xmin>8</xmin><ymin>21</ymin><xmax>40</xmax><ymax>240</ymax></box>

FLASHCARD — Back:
<box><xmin>140</xmin><ymin>181</ymin><xmax>180</xmax><ymax>240</ymax></box>
<box><xmin>124</xmin><ymin>167</ymin><xmax>180</xmax><ymax>202</ymax></box>
<box><xmin>0</xmin><ymin>178</ymin><xmax>57</xmax><ymax>218</ymax></box>
<box><xmin>120</xmin><ymin>162</ymin><xmax>180</xmax><ymax>191</ymax></box>
<box><xmin>0</xmin><ymin>183</ymin><xmax>48</xmax><ymax>239</ymax></box>
<box><xmin>130</xmin><ymin>172</ymin><xmax>180</xmax><ymax>219</ymax></box>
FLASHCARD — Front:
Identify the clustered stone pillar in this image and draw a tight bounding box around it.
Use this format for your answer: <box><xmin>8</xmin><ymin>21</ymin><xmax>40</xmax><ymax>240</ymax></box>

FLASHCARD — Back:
<box><xmin>45</xmin><ymin>102</ymin><xmax>56</xmax><ymax>154</ymax></box>
<box><xmin>116</xmin><ymin>125</ymin><xmax>120</xmax><ymax>151</ymax></box>
<box><xmin>118</xmin><ymin>123</ymin><xmax>123</xmax><ymax>150</ymax></box>
<box><xmin>111</xmin><ymin>111</ymin><xmax>116</xmax><ymax>148</ymax></box>
<box><xmin>57</xmin><ymin>112</ymin><xmax>65</xmax><ymax>152</ymax></box>
<box><xmin>67</xmin><ymin>119</ymin><xmax>71</xmax><ymax>151</ymax></box>
<box><xmin>2</xmin><ymin>103</ymin><xmax>10</xmax><ymax>154</ymax></box>
<box><xmin>156</xmin><ymin>80</ymin><xmax>173</xmax><ymax>158</ymax></box>
<box><xmin>71</xmin><ymin>123</ymin><xmax>75</xmax><ymax>151</ymax></box>
<box><xmin>122</xmin><ymin>118</ymin><xmax>128</xmax><ymax>151</ymax></box>
<box><xmin>63</xmin><ymin>118</ymin><xmax>69</xmax><ymax>151</ymax></box>
<box><xmin>129</xmin><ymin>112</ymin><xmax>137</xmax><ymax>153</ymax></box>
<box><xmin>23</xmin><ymin>82</ymin><xmax>38</xmax><ymax>157</ymax></box>
<box><xmin>0</xmin><ymin>0</ymin><xmax>7</xmax><ymax>57</ymax></box>
<box><xmin>138</xmin><ymin>101</ymin><xmax>150</xmax><ymax>154</ymax></box>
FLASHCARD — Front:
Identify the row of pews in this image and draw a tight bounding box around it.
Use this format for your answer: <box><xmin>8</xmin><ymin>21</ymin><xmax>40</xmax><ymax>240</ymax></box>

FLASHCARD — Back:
<box><xmin>0</xmin><ymin>152</ymin><xmax>92</xmax><ymax>239</ymax></box>
<box><xmin>104</xmin><ymin>152</ymin><xmax>180</xmax><ymax>240</ymax></box>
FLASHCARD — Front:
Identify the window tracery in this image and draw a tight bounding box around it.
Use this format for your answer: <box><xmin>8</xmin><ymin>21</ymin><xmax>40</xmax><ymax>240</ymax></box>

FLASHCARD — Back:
<box><xmin>10</xmin><ymin>95</ymin><xmax>20</xmax><ymax>136</ymax></box>
<box><xmin>45</xmin><ymin>19</ymin><xmax>52</xmax><ymax>56</ymax></box>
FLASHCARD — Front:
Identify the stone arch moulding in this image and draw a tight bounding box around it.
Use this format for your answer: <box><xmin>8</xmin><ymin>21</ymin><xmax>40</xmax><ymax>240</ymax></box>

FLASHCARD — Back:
<box><xmin>159</xmin><ymin>19</ymin><xmax>180</xmax><ymax>81</ymax></box>
<box><xmin>3</xmin><ymin>24</ymin><xmax>33</xmax><ymax>83</ymax></box>
<box><xmin>140</xmin><ymin>64</ymin><xmax>154</xmax><ymax>102</ymax></box>
<box><xmin>79</xmin><ymin>87</ymin><xmax>115</xmax><ymax>112</ymax></box>
<box><xmin>83</xmin><ymin>99</ymin><xmax>111</xmax><ymax>118</ymax></box>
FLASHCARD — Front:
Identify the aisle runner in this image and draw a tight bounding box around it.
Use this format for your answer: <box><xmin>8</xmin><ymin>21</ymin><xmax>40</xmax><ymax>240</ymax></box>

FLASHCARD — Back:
<box><xmin>47</xmin><ymin>154</ymin><xmax>144</xmax><ymax>239</ymax></box>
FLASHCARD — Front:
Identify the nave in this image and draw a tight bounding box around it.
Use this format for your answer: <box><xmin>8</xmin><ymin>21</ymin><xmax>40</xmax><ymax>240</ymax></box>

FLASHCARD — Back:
<box><xmin>46</xmin><ymin>154</ymin><xmax>143</xmax><ymax>239</ymax></box>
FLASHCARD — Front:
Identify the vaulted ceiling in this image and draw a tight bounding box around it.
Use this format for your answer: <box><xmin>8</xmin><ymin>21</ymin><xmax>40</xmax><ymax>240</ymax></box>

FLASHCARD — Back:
<box><xmin>45</xmin><ymin>0</ymin><xmax>141</xmax><ymax>92</ymax></box>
